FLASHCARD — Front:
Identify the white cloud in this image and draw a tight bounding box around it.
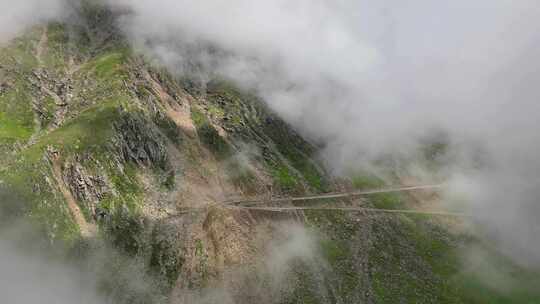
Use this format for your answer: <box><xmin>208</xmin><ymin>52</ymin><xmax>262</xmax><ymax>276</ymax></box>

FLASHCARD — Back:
<box><xmin>3</xmin><ymin>0</ymin><xmax>540</xmax><ymax>267</ymax></box>
<box><xmin>110</xmin><ymin>0</ymin><xmax>540</xmax><ymax>266</ymax></box>
<box><xmin>0</xmin><ymin>0</ymin><xmax>64</xmax><ymax>43</ymax></box>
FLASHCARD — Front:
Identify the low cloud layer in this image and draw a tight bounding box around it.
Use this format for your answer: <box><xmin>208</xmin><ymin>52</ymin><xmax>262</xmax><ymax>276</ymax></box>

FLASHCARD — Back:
<box><xmin>108</xmin><ymin>0</ymin><xmax>540</xmax><ymax>266</ymax></box>
<box><xmin>2</xmin><ymin>0</ymin><xmax>540</xmax><ymax>267</ymax></box>
<box><xmin>0</xmin><ymin>0</ymin><xmax>65</xmax><ymax>43</ymax></box>
<box><xmin>0</xmin><ymin>227</ymin><xmax>104</xmax><ymax>304</ymax></box>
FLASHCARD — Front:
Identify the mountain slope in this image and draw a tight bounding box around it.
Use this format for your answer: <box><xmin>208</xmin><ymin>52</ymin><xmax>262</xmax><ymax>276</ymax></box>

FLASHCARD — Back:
<box><xmin>1</xmin><ymin>9</ymin><xmax>539</xmax><ymax>304</ymax></box>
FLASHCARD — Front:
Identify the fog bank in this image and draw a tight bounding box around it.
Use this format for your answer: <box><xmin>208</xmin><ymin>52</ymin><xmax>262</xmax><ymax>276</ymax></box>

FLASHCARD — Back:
<box><xmin>106</xmin><ymin>0</ymin><xmax>540</xmax><ymax>266</ymax></box>
<box><xmin>0</xmin><ymin>0</ymin><xmax>65</xmax><ymax>43</ymax></box>
<box><xmin>2</xmin><ymin>0</ymin><xmax>540</xmax><ymax>267</ymax></box>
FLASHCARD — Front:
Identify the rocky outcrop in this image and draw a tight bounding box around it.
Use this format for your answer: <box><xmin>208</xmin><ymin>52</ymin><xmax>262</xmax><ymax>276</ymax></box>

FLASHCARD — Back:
<box><xmin>113</xmin><ymin>111</ymin><xmax>170</xmax><ymax>170</ymax></box>
<box><xmin>63</xmin><ymin>158</ymin><xmax>110</xmax><ymax>217</ymax></box>
<box><xmin>30</xmin><ymin>68</ymin><xmax>73</xmax><ymax>130</ymax></box>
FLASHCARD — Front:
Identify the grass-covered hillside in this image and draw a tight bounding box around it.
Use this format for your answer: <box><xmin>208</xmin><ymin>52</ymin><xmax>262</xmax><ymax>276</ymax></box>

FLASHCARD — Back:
<box><xmin>0</xmin><ymin>4</ymin><xmax>539</xmax><ymax>303</ymax></box>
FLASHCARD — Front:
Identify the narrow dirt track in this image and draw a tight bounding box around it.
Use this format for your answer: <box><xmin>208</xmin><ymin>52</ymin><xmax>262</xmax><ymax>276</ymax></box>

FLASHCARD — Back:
<box><xmin>170</xmin><ymin>185</ymin><xmax>464</xmax><ymax>217</ymax></box>
<box><xmin>220</xmin><ymin>184</ymin><xmax>468</xmax><ymax>217</ymax></box>
<box><xmin>234</xmin><ymin>206</ymin><xmax>468</xmax><ymax>217</ymax></box>
<box><xmin>226</xmin><ymin>184</ymin><xmax>444</xmax><ymax>206</ymax></box>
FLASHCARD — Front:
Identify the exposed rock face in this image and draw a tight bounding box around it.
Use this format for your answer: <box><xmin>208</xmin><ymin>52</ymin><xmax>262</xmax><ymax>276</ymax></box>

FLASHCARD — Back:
<box><xmin>30</xmin><ymin>68</ymin><xmax>73</xmax><ymax>130</ymax></box>
<box><xmin>63</xmin><ymin>158</ymin><xmax>110</xmax><ymax>216</ymax></box>
<box><xmin>114</xmin><ymin>111</ymin><xmax>170</xmax><ymax>170</ymax></box>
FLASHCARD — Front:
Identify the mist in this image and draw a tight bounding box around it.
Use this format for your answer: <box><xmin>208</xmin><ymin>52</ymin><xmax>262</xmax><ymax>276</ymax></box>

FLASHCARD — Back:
<box><xmin>102</xmin><ymin>0</ymin><xmax>540</xmax><ymax>267</ymax></box>
<box><xmin>0</xmin><ymin>239</ymin><xmax>104</xmax><ymax>304</ymax></box>
<box><xmin>2</xmin><ymin>0</ymin><xmax>540</xmax><ymax>269</ymax></box>
<box><xmin>0</xmin><ymin>0</ymin><xmax>65</xmax><ymax>43</ymax></box>
<box><xmin>0</xmin><ymin>210</ymin><xmax>105</xmax><ymax>304</ymax></box>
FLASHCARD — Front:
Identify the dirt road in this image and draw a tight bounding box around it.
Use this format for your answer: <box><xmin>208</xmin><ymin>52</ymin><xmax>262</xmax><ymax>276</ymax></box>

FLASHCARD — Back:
<box><xmin>226</xmin><ymin>184</ymin><xmax>444</xmax><ymax>206</ymax></box>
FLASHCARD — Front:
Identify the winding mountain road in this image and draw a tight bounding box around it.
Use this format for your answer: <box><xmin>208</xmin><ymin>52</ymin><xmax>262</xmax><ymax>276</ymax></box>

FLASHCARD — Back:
<box><xmin>233</xmin><ymin>206</ymin><xmax>467</xmax><ymax>217</ymax></box>
<box><xmin>226</xmin><ymin>184</ymin><xmax>444</xmax><ymax>206</ymax></box>
<box><xmin>223</xmin><ymin>184</ymin><xmax>468</xmax><ymax>217</ymax></box>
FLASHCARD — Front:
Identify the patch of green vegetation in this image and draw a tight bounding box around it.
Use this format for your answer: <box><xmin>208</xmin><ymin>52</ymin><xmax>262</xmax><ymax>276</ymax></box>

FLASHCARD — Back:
<box><xmin>76</xmin><ymin>50</ymin><xmax>129</xmax><ymax>104</ymax></box>
<box><xmin>369</xmin><ymin>192</ymin><xmax>403</xmax><ymax>210</ymax></box>
<box><xmin>190</xmin><ymin>108</ymin><xmax>207</xmax><ymax>127</ymax></box>
<box><xmin>0</xmin><ymin>112</ymin><xmax>33</xmax><ymax>141</ymax></box>
<box><xmin>135</xmin><ymin>84</ymin><xmax>151</xmax><ymax>99</ymax></box>
<box><xmin>230</xmin><ymin>114</ymin><xmax>243</xmax><ymax>126</ymax></box>
<box><xmin>90</xmin><ymin>156</ymin><xmax>145</xmax><ymax>228</ymax></box>
<box><xmin>370</xmin><ymin>215</ymin><xmax>540</xmax><ymax>303</ymax></box>
<box><xmin>272</xmin><ymin>165</ymin><xmax>300</xmax><ymax>192</ymax></box>
<box><xmin>0</xmin><ymin>162</ymin><xmax>81</xmax><ymax>243</ymax></box>
<box><xmin>195</xmin><ymin>239</ymin><xmax>204</xmax><ymax>256</ymax></box>
<box><xmin>70</xmin><ymin>49</ymin><xmax>131</xmax><ymax>115</ymax></box>
<box><xmin>0</xmin><ymin>79</ymin><xmax>35</xmax><ymax>144</ymax></box>
<box><xmin>264</xmin><ymin>120</ymin><xmax>328</xmax><ymax>192</ymax></box>
<box><xmin>191</xmin><ymin>107</ymin><xmax>231</xmax><ymax>159</ymax></box>
<box><xmin>106</xmin><ymin>163</ymin><xmax>142</xmax><ymax>209</ymax></box>
<box><xmin>296</xmin><ymin>160</ymin><xmax>327</xmax><ymax>191</ymax></box>
<box><xmin>207</xmin><ymin>104</ymin><xmax>225</xmax><ymax>120</ymax></box>
<box><xmin>270</xmin><ymin>140</ymin><xmax>328</xmax><ymax>191</ymax></box>
<box><xmin>93</xmin><ymin>52</ymin><xmax>126</xmax><ymax>79</ymax></box>
<box><xmin>23</xmin><ymin>100</ymin><xmax>122</xmax><ymax>162</ymax></box>
<box><xmin>30</xmin><ymin>190</ymin><xmax>81</xmax><ymax>243</ymax></box>
<box><xmin>351</xmin><ymin>174</ymin><xmax>385</xmax><ymax>189</ymax></box>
